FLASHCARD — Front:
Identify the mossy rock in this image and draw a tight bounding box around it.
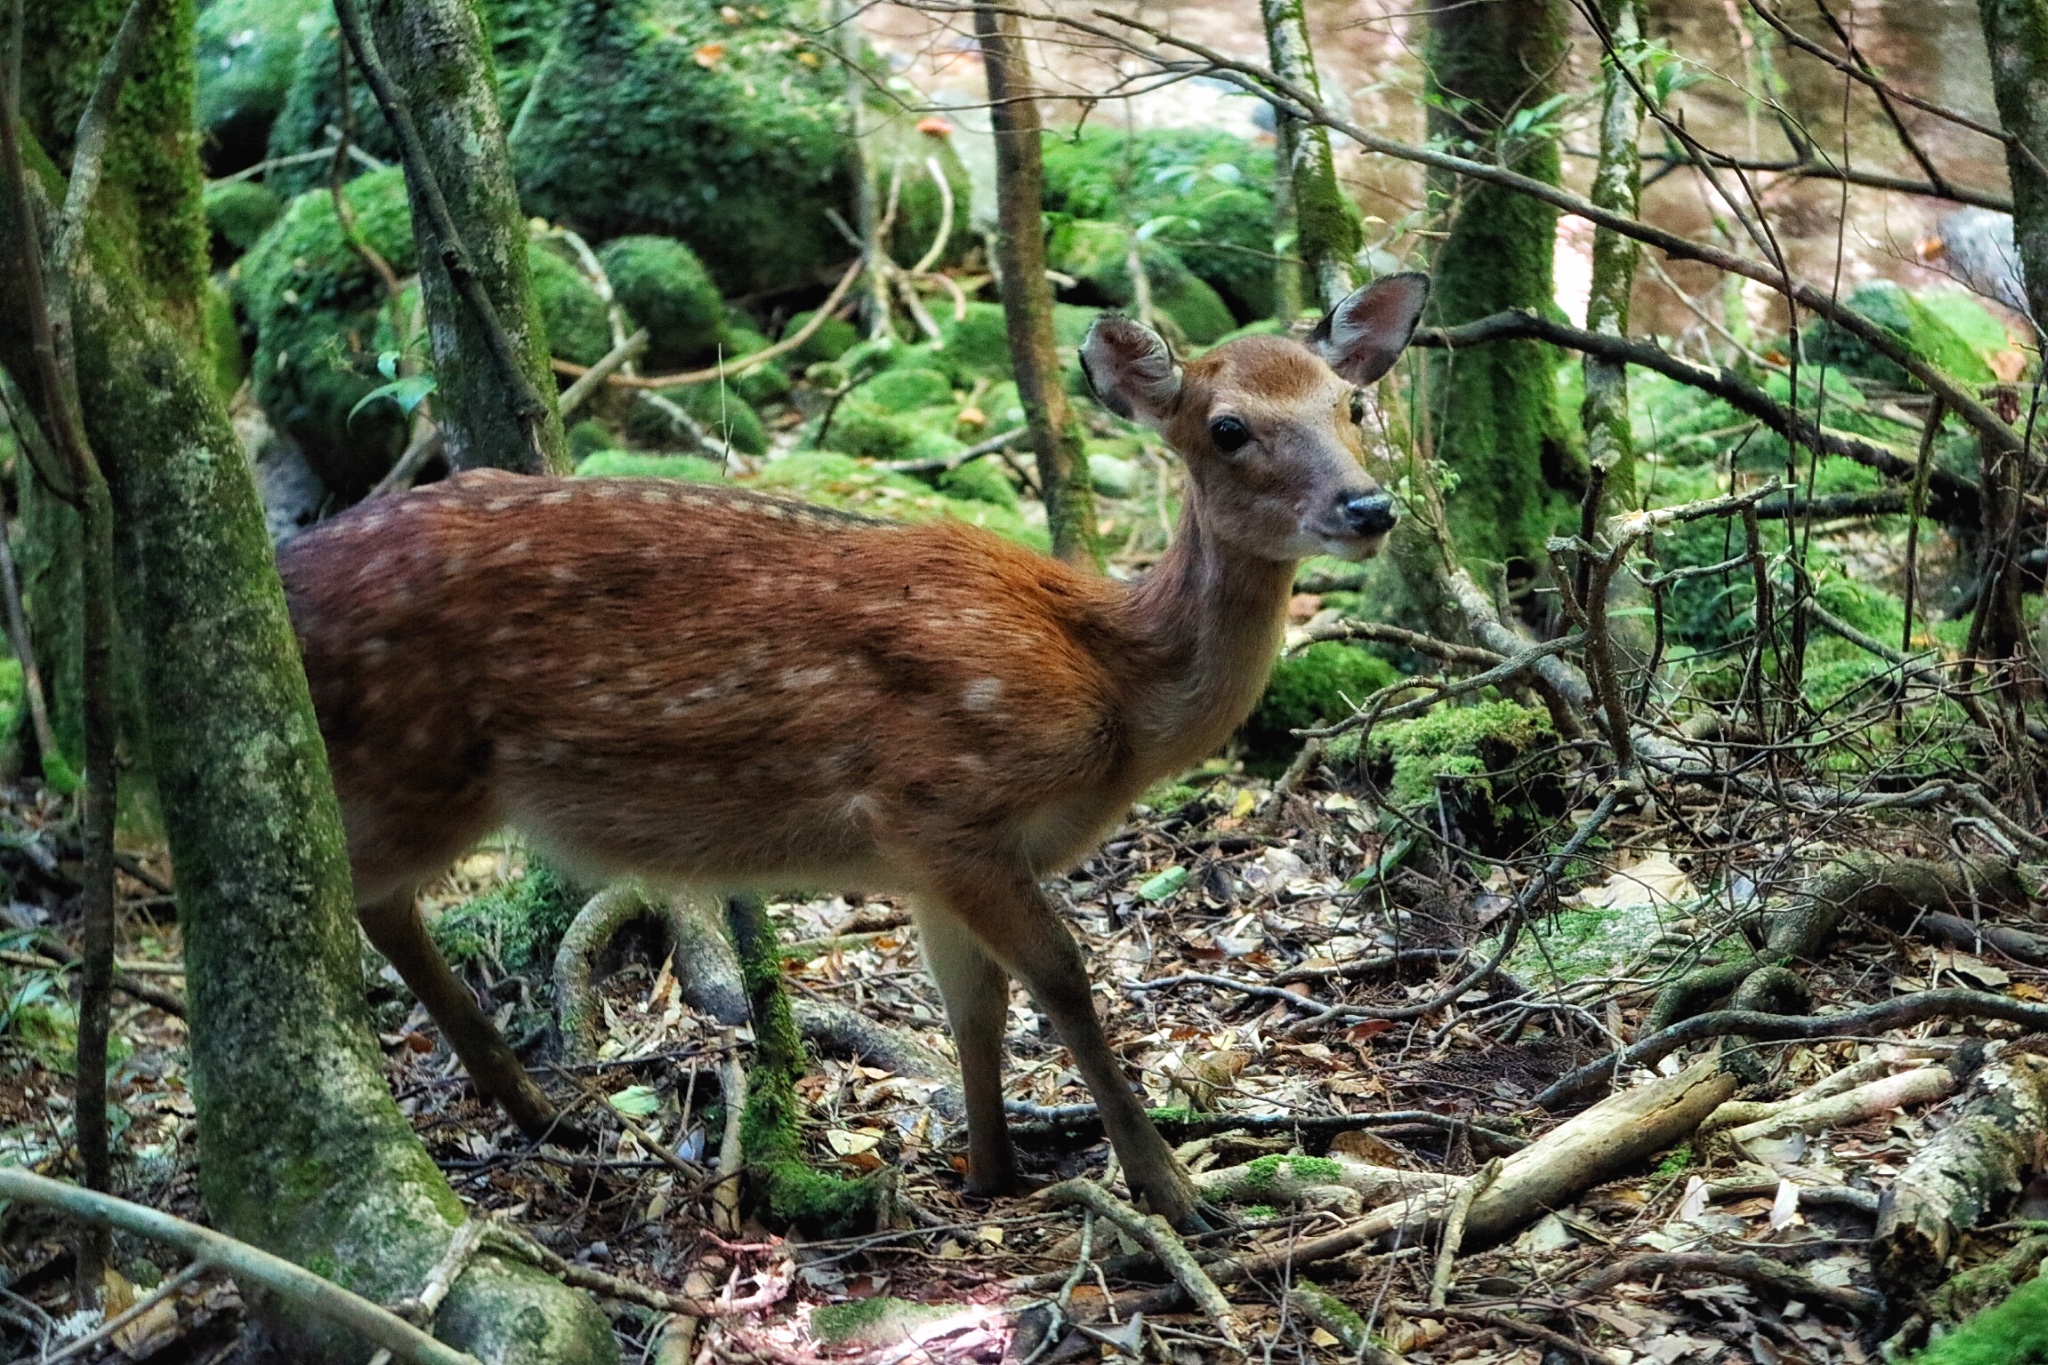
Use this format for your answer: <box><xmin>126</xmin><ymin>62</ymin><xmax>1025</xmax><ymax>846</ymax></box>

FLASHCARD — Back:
<box><xmin>1046</xmin><ymin>218</ymin><xmax>1234</xmax><ymax>346</ymax></box>
<box><xmin>529</xmin><ymin>242</ymin><xmax>612</xmax><ymax>366</ymax></box>
<box><xmin>751</xmin><ymin>452</ymin><xmax>1046</xmax><ymax>550</ymax></box>
<box><xmin>573</xmin><ymin>449</ymin><xmax>726</xmax><ymax>481</ymax></box>
<box><xmin>512</xmin><ymin>0</ymin><xmax>854</xmax><ymax>297</ymax></box>
<box><xmin>822</xmin><ymin>401</ymin><xmax>919</xmax><ymax>460</ymax></box>
<box><xmin>1042</xmin><ymin>126</ymin><xmax>1279</xmax><ymax>323</ymax></box>
<box><xmin>935</xmin><ymin>301</ymin><xmax>1011</xmax><ymax>381</ymax></box>
<box><xmin>721</xmin><ymin>329</ymin><xmax>792</xmax><ymax>405</ymax></box>
<box><xmin>598</xmin><ymin>235</ymin><xmax>723</xmax><ymax>369</ymax></box>
<box><xmin>203</xmin><ymin>279</ymin><xmax>247</xmax><ymax>401</ymax></box>
<box><xmin>1240</xmin><ymin>642</ymin><xmax>1399</xmax><ymax>774</ymax></box>
<box><xmin>202</xmin><ymin>179</ymin><xmax>283</xmax><ymax>263</ymax></box>
<box><xmin>1334</xmin><ymin>699</ymin><xmax>1564</xmax><ymax>855</ymax></box>
<box><xmin>874</xmin><ymin>116</ymin><xmax>975</xmax><ymax>270</ymax></box>
<box><xmin>262</xmin><ymin>24</ymin><xmax>400</xmax><ymax>197</ymax></box>
<box><xmin>194</xmin><ymin>0</ymin><xmax>327</xmax><ymax>174</ymax></box>
<box><xmin>238</xmin><ymin>167</ymin><xmax>418</xmax><ymax>496</ymax></box>
<box><xmin>1087</xmin><ymin>451</ymin><xmax>1138</xmax><ymax>498</ymax></box>
<box><xmin>786</xmin><ymin>309</ymin><xmax>859</xmax><ymax>365</ymax></box>
<box><xmin>1802</xmin><ymin>280</ymin><xmax>2000</xmax><ymax>388</ymax></box>
<box><xmin>673</xmin><ymin>385</ymin><xmax>768</xmax><ymax>456</ymax></box>
<box><xmin>934</xmin><ymin>458</ymin><xmax>1016</xmax><ymax>509</ymax></box>
<box><xmin>566</xmin><ymin>419</ymin><xmax>617</xmax><ymax>462</ymax></box>
<box><xmin>861</xmin><ymin>368</ymin><xmax>954</xmax><ymax>414</ymax></box>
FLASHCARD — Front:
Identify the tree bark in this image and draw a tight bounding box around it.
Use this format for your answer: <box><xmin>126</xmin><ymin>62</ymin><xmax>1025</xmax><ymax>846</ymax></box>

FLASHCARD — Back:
<box><xmin>1260</xmin><ymin>0</ymin><xmax>1361</xmax><ymax>310</ymax></box>
<box><xmin>0</xmin><ymin>54</ymin><xmax>613</xmax><ymax>1365</ymax></box>
<box><xmin>972</xmin><ymin>2</ymin><xmax>1099</xmax><ymax>568</ymax></box>
<box><xmin>1422</xmin><ymin>0</ymin><xmax>1579</xmax><ymax>578</ymax></box>
<box><xmin>1979</xmin><ymin>0</ymin><xmax>2048</xmax><ymax>329</ymax></box>
<box><xmin>364</xmin><ymin>0</ymin><xmax>567</xmax><ymax>475</ymax></box>
<box><xmin>1581</xmin><ymin>0</ymin><xmax>1643</xmax><ymax>511</ymax></box>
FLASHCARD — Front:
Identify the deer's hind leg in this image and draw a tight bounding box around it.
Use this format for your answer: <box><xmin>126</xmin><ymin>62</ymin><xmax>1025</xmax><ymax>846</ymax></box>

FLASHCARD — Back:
<box><xmin>913</xmin><ymin>902</ymin><xmax>1021</xmax><ymax>1195</ymax></box>
<box><xmin>359</xmin><ymin>884</ymin><xmax>583</xmax><ymax>1145</ymax></box>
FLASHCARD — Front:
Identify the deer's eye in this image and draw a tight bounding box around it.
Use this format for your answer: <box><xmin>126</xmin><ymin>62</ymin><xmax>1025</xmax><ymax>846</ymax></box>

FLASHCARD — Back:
<box><xmin>1209</xmin><ymin>416</ymin><xmax>1252</xmax><ymax>452</ymax></box>
<box><xmin>1349</xmin><ymin>390</ymin><xmax>1368</xmax><ymax>425</ymax></box>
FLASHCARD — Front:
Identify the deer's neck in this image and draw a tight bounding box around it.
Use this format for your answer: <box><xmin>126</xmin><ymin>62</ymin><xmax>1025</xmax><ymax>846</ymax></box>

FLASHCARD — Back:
<box><xmin>1117</xmin><ymin>499</ymin><xmax>1298</xmax><ymax>775</ymax></box>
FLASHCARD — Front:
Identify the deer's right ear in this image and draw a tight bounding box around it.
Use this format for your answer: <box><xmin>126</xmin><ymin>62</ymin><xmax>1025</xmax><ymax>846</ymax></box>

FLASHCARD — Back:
<box><xmin>1080</xmin><ymin>314</ymin><xmax>1182</xmax><ymax>424</ymax></box>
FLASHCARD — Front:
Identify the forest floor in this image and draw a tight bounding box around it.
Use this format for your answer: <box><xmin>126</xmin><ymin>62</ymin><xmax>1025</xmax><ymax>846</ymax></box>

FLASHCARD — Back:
<box><xmin>4</xmin><ymin>750</ymin><xmax>2043</xmax><ymax>1365</ymax></box>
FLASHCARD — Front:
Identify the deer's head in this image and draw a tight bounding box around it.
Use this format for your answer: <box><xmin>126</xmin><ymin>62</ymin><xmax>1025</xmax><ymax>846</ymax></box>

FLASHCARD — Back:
<box><xmin>1079</xmin><ymin>273</ymin><xmax>1429</xmax><ymax>563</ymax></box>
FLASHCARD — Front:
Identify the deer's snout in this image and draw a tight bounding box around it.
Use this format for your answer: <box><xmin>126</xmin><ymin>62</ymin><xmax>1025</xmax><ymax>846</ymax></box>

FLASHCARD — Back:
<box><xmin>1337</xmin><ymin>491</ymin><xmax>1397</xmax><ymax>537</ymax></box>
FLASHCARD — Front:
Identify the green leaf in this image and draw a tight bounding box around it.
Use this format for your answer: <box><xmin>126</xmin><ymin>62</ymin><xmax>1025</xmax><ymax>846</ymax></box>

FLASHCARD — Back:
<box><xmin>376</xmin><ymin>349</ymin><xmax>401</xmax><ymax>380</ymax></box>
<box><xmin>608</xmin><ymin>1084</ymin><xmax>660</xmax><ymax>1119</ymax></box>
<box><xmin>348</xmin><ymin>373</ymin><xmax>437</xmax><ymax>425</ymax></box>
<box><xmin>1137</xmin><ymin>866</ymin><xmax>1188</xmax><ymax>902</ymax></box>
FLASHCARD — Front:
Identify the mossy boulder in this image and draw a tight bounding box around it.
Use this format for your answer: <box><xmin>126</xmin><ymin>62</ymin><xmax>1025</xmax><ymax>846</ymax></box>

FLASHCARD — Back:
<box><xmin>675</xmin><ymin>385</ymin><xmax>769</xmax><ymax>456</ymax></box>
<box><xmin>512</xmin><ymin>0</ymin><xmax>854</xmax><ymax>297</ymax></box>
<box><xmin>1046</xmin><ymin>217</ymin><xmax>1235</xmax><ymax>346</ymax></box>
<box><xmin>861</xmin><ymin>367</ymin><xmax>954</xmax><ymax>413</ymax></box>
<box><xmin>720</xmin><ymin>329</ymin><xmax>792</xmax><ymax>406</ymax></box>
<box><xmin>194</xmin><ymin>0</ymin><xmax>327</xmax><ymax>174</ymax></box>
<box><xmin>237</xmin><ymin>167</ymin><xmax>418</xmax><ymax>496</ymax></box>
<box><xmin>1240</xmin><ymin>642</ymin><xmax>1400</xmax><ymax>774</ymax></box>
<box><xmin>1802</xmin><ymin>280</ymin><xmax>2002</xmax><ymax>388</ymax></box>
<box><xmin>573</xmin><ymin>449</ymin><xmax>725</xmax><ymax>481</ymax></box>
<box><xmin>935</xmin><ymin>458</ymin><xmax>1017</xmax><ymax>509</ymax></box>
<box><xmin>203</xmin><ymin>179</ymin><xmax>283</xmax><ymax>263</ymax></box>
<box><xmin>262</xmin><ymin>23</ymin><xmax>400</xmax><ymax>198</ymax></box>
<box><xmin>529</xmin><ymin>243</ymin><xmax>612</xmax><ymax>366</ymax></box>
<box><xmin>935</xmin><ymin>301</ymin><xmax>1012</xmax><ymax>381</ymax></box>
<box><xmin>598</xmin><ymin>235</ymin><xmax>724</xmax><ymax>369</ymax></box>
<box><xmin>786</xmin><ymin>308</ymin><xmax>860</xmax><ymax>365</ymax></box>
<box><xmin>1043</xmin><ymin>126</ymin><xmax>1279</xmax><ymax>323</ymax></box>
<box><xmin>566</xmin><ymin>419</ymin><xmax>617</xmax><ymax>462</ymax></box>
<box><xmin>1334</xmin><ymin>700</ymin><xmax>1564</xmax><ymax>855</ymax></box>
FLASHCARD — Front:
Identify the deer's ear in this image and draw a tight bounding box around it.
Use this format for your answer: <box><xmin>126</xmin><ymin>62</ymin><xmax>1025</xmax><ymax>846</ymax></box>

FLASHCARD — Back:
<box><xmin>1080</xmin><ymin>313</ymin><xmax>1182</xmax><ymax>424</ymax></box>
<box><xmin>1312</xmin><ymin>273</ymin><xmax>1430</xmax><ymax>385</ymax></box>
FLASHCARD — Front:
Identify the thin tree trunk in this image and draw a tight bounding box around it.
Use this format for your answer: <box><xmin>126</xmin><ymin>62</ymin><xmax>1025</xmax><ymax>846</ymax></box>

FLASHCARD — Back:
<box><xmin>1581</xmin><ymin>0</ymin><xmax>1644</xmax><ymax>512</ymax></box>
<box><xmin>1979</xmin><ymin>0</ymin><xmax>2048</xmax><ymax>329</ymax></box>
<box><xmin>1422</xmin><ymin>0</ymin><xmax>1578</xmax><ymax>579</ymax></box>
<box><xmin>973</xmin><ymin>1</ymin><xmax>1099</xmax><ymax>568</ymax></box>
<box><xmin>0</xmin><ymin>27</ymin><xmax>613</xmax><ymax>1365</ymax></box>
<box><xmin>363</xmin><ymin>0</ymin><xmax>566</xmax><ymax>475</ymax></box>
<box><xmin>1260</xmin><ymin>0</ymin><xmax>1360</xmax><ymax>310</ymax></box>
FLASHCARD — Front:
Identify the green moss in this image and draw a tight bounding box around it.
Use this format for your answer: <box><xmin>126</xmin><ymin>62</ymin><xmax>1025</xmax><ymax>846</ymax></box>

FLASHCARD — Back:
<box><xmin>1654</xmin><ymin>1145</ymin><xmax>1695</xmax><ymax>1176</ymax></box>
<box><xmin>565</xmin><ymin>419</ymin><xmax>616</xmax><ymax>462</ymax></box>
<box><xmin>1046</xmin><ymin>218</ymin><xmax>1235</xmax><ymax>346</ymax></box>
<box><xmin>202</xmin><ymin>279</ymin><xmax>247</xmax><ymax>400</ymax></box>
<box><xmin>1337</xmin><ymin>700</ymin><xmax>1563</xmax><ymax>854</ymax></box>
<box><xmin>935</xmin><ymin>302</ymin><xmax>1012</xmax><ymax>381</ymax></box>
<box><xmin>787</xmin><ymin>309</ymin><xmax>859</xmax><ymax>365</ymax></box>
<box><xmin>1042</xmin><ymin>126</ymin><xmax>1278</xmax><ymax>322</ymax></box>
<box><xmin>237</xmin><ymin>167</ymin><xmax>418</xmax><ymax>494</ymax></box>
<box><xmin>862</xmin><ymin>368</ymin><xmax>954</xmax><ymax>414</ymax></box>
<box><xmin>573</xmin><ymin>449</ymin><xmax>725</xmax><ymax>481</ymax></box>
<box><xmin>721</xmin><ymin>329</ymin><xmax>792</xmax><ymax>405</ymax></box>
<box><xmin>262</xmin><ymin>24</ymin><xmax>399</xmax><ymax>197</ymax></box>
<box><xmin>194</xmin><ymin>0</ymin><xmax>326</xmax><ymax>172</ymax></box>
<box><xmin>1803</xmin><ymin>280</ymin><xmax>2000</xmax><ymax>388</ymax></box>
<box><xmin>511</xmin><ymin>0</ymin><xmax>854</xmax><ymax>297</ymax></box>
<box><xmin>752</xmin><ymin>452</ymin><xmax>1045</xmax><ymax>550</ymax></box>
<box><xmin>1240</xmin><ymin>642</ymin><xmax>1399</xmax><ymax>773</ymax></box>
<box><xmin>528</xmin><ymin>243</ymin><xmax>612</xmax><ymax>366</ymax></box>
<box><xmin>428</xmin><ymin>858</ymin><xmax>583</xmax><ymax>979</ymax></box>
<box><xmin>668</xmin><ymin>385</ymin><xmax>768</xmax><ymax>456</ymax></box>
<box><xmin>1910</xmin><ymin>1274</ymin><xmax>2048</xmax><ymax>1365</ymax></box>
<box><xmin>1239</xmin><ymin>1153</ymin><xmax>1344</xmax><ymax>1191</ymax></box>
<box><xmin>812</xmin><ymin>1297</ymin><xmax>967</xmax><ymax>1347</ymax></box>
<box><xmin>935</xmin><ymin>459</ymin><xmax>1016</xmax><ymax>510</ymax></box>
<box><xmin>203</xmin><ymin>180</ymin><xmax>284</xmax><ymax>261</ymax></box>
<box><xmin>875</xmin><ymin>117</ymin><xmax>975</xmax><ymax>270</ymax></box>
<box><xmin>598</xmin><ymin>236</ymin><xmax>724</xmax><ymax>369</ymax></box>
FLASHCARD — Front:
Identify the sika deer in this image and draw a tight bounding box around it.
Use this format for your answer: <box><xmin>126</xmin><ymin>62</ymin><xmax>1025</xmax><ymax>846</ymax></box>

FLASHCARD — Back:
<box><xmin>278</xmin><ymin>273</ymin><xmax>1429</xmax><ymax>1229</ymax></box>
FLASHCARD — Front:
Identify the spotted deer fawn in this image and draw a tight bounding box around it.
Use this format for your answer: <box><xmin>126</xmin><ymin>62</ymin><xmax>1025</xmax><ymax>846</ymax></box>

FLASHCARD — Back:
<box><xmin>277</xmin><ymin>274</ymin><xmax>1428</xmax><ymax>1228</ymax></box>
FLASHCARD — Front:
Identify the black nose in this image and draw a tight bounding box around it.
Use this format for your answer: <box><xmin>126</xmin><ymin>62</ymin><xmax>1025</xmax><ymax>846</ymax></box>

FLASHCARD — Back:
<box><xmin>1340</xmin><ymin>492</ymin><xmax>1397</xmax><ymax>536</ymax></box>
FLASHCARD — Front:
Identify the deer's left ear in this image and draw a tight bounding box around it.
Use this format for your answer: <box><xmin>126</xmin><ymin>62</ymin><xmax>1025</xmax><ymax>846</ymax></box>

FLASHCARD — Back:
<box><xmin>1312</xmin><ymin>273</ymin><xmax>1430</xmax><ymax>385</ymax></box>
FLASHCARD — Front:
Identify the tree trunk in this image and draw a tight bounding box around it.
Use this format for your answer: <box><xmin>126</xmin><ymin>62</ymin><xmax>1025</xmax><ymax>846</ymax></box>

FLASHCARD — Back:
<box><xmin>972</xmin><ymin>2</ymin><xmax>1099</xmax><ymax>568</ymax></box>
<box><xmin>0</xmin><ymin>31</ymin><xmax>613</xmax><ymax>1365</ymax></box>
<box><xmin>1978</xmin><ymin>0</ymin><xmax>2048</xmax><ymax>328</ymax></box>
<box><xmin>1581</xmin><ymin>0</ymin><xmax>1644</xmax><ymax>512</ymax></box>
<box><xmin>1422</xmin><ymin>0</ymin><xmax>1579</xmax><ymax>580</ymax></box>
<box><xmin>365</xmin><ymin>0</ymin><xmax>567</xmax><ymax>475</ymax></box>
<box><xmin>1260</xmin><ymin>0</ymin><xmax>1361</xmax><ymax>311</ymax></box>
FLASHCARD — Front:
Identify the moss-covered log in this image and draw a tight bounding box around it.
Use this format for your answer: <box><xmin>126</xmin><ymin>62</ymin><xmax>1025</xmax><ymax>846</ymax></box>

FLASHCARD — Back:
<box><xmin>365</xmin><ymin>0</ymin><xmax>567</xmax><ymax>474</ymax></box>
<box><xmin>1979</xmin><ymin>0</ymin><xmax>2048</xmax><ymax>326</ymax></box>
<box><xmin>1421</xmin><ymin>0</ymin><xmax>1579</xmax><ymax>576</ymax></box>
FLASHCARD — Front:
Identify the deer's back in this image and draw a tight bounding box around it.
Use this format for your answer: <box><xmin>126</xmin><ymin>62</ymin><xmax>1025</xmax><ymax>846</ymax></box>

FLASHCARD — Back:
<box><xmin>280</xmin><ymin>471</ymin><xmax>1147</xmax><ymax>897</ymax></box>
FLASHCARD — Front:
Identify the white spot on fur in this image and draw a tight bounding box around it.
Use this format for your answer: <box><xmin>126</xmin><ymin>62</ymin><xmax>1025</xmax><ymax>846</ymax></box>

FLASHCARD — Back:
<box><xmin>639</xmin><ymin>488</ymin><xmax>669</xmax><ymax>503</ymax></box>
<box><xmin>550</xmin><ymin>564</ymin><xmax>577</xmax><ymax>583</ymax></box>
<box><xmin>778</xmin><ymin>664</ymin><xmax>837</xmax><ymax>690</ymax></box>
<box><xmin>962</xmin><ymin>678</ymin><xmax>1003</xmax><ymax>711</ymax></box>
<box><xmin>541</xmin><ymin>490</ymin><xmax>573</xmax><ymax>505</ymax></box>
<box><xmin>485</xmin><ymin>498</ymin><xmax>517</xmax><ymax>512</ymax></box>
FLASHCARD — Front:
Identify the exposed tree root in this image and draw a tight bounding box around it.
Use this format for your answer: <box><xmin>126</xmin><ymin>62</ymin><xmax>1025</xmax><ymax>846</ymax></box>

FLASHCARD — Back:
<box><xmin>554</xmin><ymin>885</ymin><xmax>750</xmax><ymax>1063</ymax></box>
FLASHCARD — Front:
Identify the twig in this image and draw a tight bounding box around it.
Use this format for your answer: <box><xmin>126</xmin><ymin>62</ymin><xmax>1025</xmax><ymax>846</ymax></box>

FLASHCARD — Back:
<box><xmin>550</xmin><ymin>259</ymin><xmax>863</xmax><ymax>391</ymax></box>
<box><xmin>714</xmin><ymin>1056</ymin><xmax>747</xmax><ymax>1234</ymax></box>
<box><xmin>52</xmin><ymin>0</ymin><xmax>160</xmax><ymax>274</ymax></box>
<box><xmin>0</xmin><ymin>1169</ymin><xmax>485</xmax><ymax>1365</ymax></box>
<box><xmin>557</xmin><ymin>327</ymin><xmax>649</xmax><ymax>419</ymax></box>
<box><xmin>480</xmin><ymin>1224</ymin><xmax>786</xmax><ymax>1319</ymax></box>
<box><xmin>1537</xmin><ymin>989</ymin><xmax>2048</xmax><ymax>1110</ymax></box>
<box><xmin>330</xmin><ymin>0</ymin><xmax>552</xmax><ymax>467</ymax></box>
<box><xmin>40</xmin><ymin>1260</ymin><xmax>209</xmax><ymax>1365</ymax></box>
<box><xmin>1573</xmin><ymin>1250</ymin><xmax>1881</xmax><ymax>1316</ymax></box>
<box><xmin>1</xmin><ymin>943</ymin><xmax>186</xmax><ymax>1017</ymax></box>
<box><xmin>1037</xmin><ymin>1179</ymin><xmax>1242</xmax><ymax>1345</ymax></box>
<box><xmin>1388</xmin><ymin>1303</ymin><xmax>1603</xmax><ymax>1364</ymax></box>
<box><xmin>1289</xmin><ymin>620</ymin><xmax>1503</xmax><ymax>667</ymax></box>
<box><xmin>1301</xmin><ymin>635</ymin><xmax>1582</xmax><ymax>738</ymax></box>
<box><xmin>364</xmin><ymin>424</ymin><xmax>445</xmax><ymax>501</ymax></box>
<box><xmin>366</xmin><ymin>1219</ymin><xmax>488</xmax><ymax>1365</ymax></box>
<box><xmin>877</xmin><ymin>424</ymin><xmax>1029</xmax><ymax>474</ymax></box>
<box><xmin>206</xmin><ymin>144</ymin><xmax>386</xmax><ymax>187</ymax></box>
<box><xmin>1428</xmin><ymin>1157</ymin><xmax>1499</xmax><ymax>1309</ymax></box>
<box><xmin>551</xmin><ymin>1064</ymin><xmax>705</xmax><ymax>1181</ymax></box>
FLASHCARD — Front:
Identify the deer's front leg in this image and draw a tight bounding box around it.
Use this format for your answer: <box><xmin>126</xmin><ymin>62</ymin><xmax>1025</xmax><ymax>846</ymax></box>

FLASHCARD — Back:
<box><xmin>933</xmin><ymin>871</ymin><xmax>1204</xmax><ymax>1230</ymax></box>
<box><xmin>913</xmin><ymin>904</ymin><xmax>1020</xmax><ymax>1195</ymax></box>
<box><xmin>358</xmin><ymin>885</ymin><xmax>584</xmax><ymax>1145</ymax></box>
